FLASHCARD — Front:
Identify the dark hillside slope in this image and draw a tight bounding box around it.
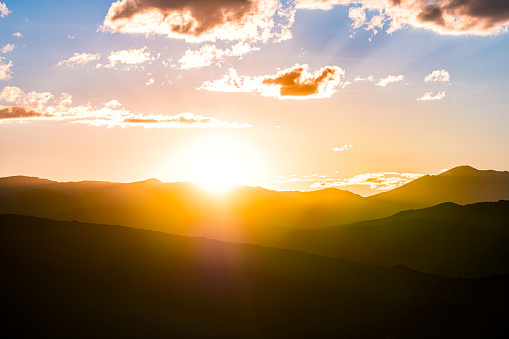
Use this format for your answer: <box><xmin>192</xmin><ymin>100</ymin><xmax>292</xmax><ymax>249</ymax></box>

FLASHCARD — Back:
<box><xmin>255</xmin><ymin>201</ymin><xmax>509</xmax><ymax>277</ymax></box>
<box><xmin>1</xmin><ymin>214</ymin><xmax>508</xmax><ymax>338</ymax></box>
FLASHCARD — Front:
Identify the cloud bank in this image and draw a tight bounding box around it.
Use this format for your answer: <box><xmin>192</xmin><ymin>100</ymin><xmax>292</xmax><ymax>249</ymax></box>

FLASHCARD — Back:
<box><xmin>0</xmin><ymin>86</ymin><xmax>252</xmax><ymax>128</ymax></box>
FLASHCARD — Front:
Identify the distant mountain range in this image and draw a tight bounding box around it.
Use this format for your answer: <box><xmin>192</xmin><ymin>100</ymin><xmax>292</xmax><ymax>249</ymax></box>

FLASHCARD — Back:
<box><xmin>1</xmin><ymin>214</ymin><xmax>507</xmax><ymax>338</ymax></box>
<box><xmin>1</xmin><ymin>165</ymin><xmax>508</xmax><ymax>236</ymax></box>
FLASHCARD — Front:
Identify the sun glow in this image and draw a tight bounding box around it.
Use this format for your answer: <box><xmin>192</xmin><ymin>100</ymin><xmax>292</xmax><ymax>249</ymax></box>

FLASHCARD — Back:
<box><xmin>178</xmin><ymin>134</ymin><xmax>264</xmax><ymax>194</ymax></box>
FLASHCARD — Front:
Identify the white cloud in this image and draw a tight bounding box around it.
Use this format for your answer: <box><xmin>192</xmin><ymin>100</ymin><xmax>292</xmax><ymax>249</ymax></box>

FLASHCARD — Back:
<box><xmin>0</xmin><ymin>57</ymin><xmax>13</xmax><ymax>81</ymax></box>
<box><xmin>424</xmin><ymin>69</ymin><xmax>450</xmax><ymax>82</ymax></box>
<box><xmin>146</xmin><ymin>78</ymin><xmax>155</xmax><ymax>86</ymax></box>
<box><xmin>1</xmin><ymin>43</ymin><xmax>15</xmax><ymax>54</ymax></box>
<box><xmin>0</xmin><ymin>86</ymin><xmax>253</xmax><ymax>128</ymax></box>
<box><xmin>107</xmin><ymin>47</ymin><xmax>153</xmax><ymax>68</ymax></box>
<box><xmin>417</xmin><ymin>91</ymin><xmax>446</xmax><ymax>101</ymax></box>
<box><xmin>12</xmin><ymin>32</ymin><xmax>22</xmax><ymax>38</ymax></box>
<box><xmin>333</xmin><ymin>144</ymin><xmax>354</xmax><ymax>151</ymax></box>
<box><xmin>179</xmin><ymin>42</ymin><xmax>260</xmax><ymax>70</ymax></box>
<box><xmin>375</xmin><ymin>74</ymin><xmax>404</xmax><ymax>87</ymax></box>
<box><xmin>199</xmin><ymin>64</ymin><xmax>345</xmax><ymax>99</ymax></box>
<box><xmin>0</xmin><ymin>2</ymin><xmax>10</xmax><ymax>17</ymax></box>
<box><xmin>354</xmin><ymin>75</ymin><xmax>374</xmax><ymax>82</ymax></box>
<box><xmin>56</xmin><ymin>52</ymin><xmax>101</xmax><ymax>67</ymax></box>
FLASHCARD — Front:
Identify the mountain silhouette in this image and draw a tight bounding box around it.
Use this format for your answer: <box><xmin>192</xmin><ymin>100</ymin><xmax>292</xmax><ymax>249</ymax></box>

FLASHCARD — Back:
<box><xmin>1</xmin><ymin>214</ymin><xmax>507</xmax><ymax>338</ymax></box>
<box><xmin>1</xmin><ymin>166</ymin><xmax>509</xmax><ymax>234</ymax></box>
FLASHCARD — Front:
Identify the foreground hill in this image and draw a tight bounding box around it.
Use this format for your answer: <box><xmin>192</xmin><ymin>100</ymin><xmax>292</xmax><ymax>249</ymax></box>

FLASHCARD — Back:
<box><xmin>1</xmin><ymin>214</ymin><xmax>508</xmax><ymax>338</ymax></box>
<box><xmin>1</xmin><ymin>166</ymin><xmax>508</xmax><ymax>233</ymax></box>
<box><xmin>253</xmin><ymin>201</ymin><xmax>509</xmax><ymax>277</ymax></box>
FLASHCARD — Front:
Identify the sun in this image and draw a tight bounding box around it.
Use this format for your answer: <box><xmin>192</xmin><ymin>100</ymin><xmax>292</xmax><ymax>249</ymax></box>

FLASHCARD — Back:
<box><xmin>180</xmin><ymin>134</ymin><xmax>263</xmax><ymax>194</ymax></box>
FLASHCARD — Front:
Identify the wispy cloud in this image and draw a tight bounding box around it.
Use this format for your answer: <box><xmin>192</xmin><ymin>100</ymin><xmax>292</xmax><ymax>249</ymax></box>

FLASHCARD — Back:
<box><xmin>179</xmin><ymin>42</ymin><xmax>259</xmax><ymax>70</ymax></box>
<box><xmin>310</xmin><ymin>172</ymin><xmax>424</xmax><ymax>191</ymax></box>
<box><xmin>199</xmin><ymin>64</ymin><xmax>345</xmax><ymax>99</ymax></box>
<box><xmin>297</xmin><ymin>0</ymin><xmax>509</xmax><ymax>36</ymax></box>
<box><xmin>1</xmin><ymin>43</ymin><xmax>15</xmax><ymax>54</ymax></box>
<box><xmin>375</xmin><ymin>74</ymin><xmax>404</xmax><ymax>87</ymax></box>
<box><xmin>0</xmin><ymin>86</ymin><xmax>253</xmax><ymax>128</ymax></box>
<box><xmin>354</xmin><ymin>75</ymin><xmax>374</xmax><ymax>82</ymax></box>
<box><xmin>56</xmin><ymin>52</ymin><xmax>101</xmax><ymax>67</ymax></box>
<box><xmin>333</xmin><ymin>144</ymin><xmax>354</xmax><ymax>151</ymax></box>
<box><xmin>417</xmin><ymin>91</ymin><xmax>446</xmax><ymax>101</ymax></box>
<box><xmin>424</xmin><ymin>69</ymin><xmax>450</xmax><ymax>82</ymax></box>
<box><xmin>101</xmin><ymin>0</ymin><xmax>295</xmax><ymax>44</ymax></box>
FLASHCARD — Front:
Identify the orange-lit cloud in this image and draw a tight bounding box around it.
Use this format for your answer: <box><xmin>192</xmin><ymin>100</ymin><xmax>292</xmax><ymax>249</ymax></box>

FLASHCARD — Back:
<box><xmin>310</xmin><ymin>172</ymin><xmax>424</xmax><ymax>191</ymax></box>
<box><xmin>179</xmin><ymin>42</ymin><xmax>259</xmax><ymax>69</ymax></box>
<box><xmin>0</xmin><ymin>2</ymin><xmax>10</xmax><ymax>17</ymax></box>
<box><xmin>56</xmin><ymin>52</ymin><xmax>101</xmax><ymax>67</ymax></box>
<box><xmin>297</xmin><ymin>0</ymin><xmax>509</xmax><ymax>36</ymax></box>
<box><xmin>199</xmin><ymin>64</ymin><xmax>345</xmax><ymax>99</ymax></box>
<box><xmin>0</xmin><ymin>57</ymin><xmax>13</xmax><ymax>81</ymax></box>
<box><xmin>375</xmin><ymin>74</ymin><xmax>404</xmax><ymax>87</ymax></box>
<box><xmin>424</xmin><ymin>69</ymin><xmax>450</xmax><ymax>82</ymax></box>
<box><xmin>101</xmin><ymin>0</ymin><xmax>295</xmax><ymax>43</ymax></box>
<box><xmin>0</xmin><ymin>106</ymin><xmax>50</xmax><ymax>120</ymax></box>
<box><xmin>417</xmin><ymin>91</ymin><xmax>446</xmax><ymax>101</ymax></box>
<box><xmin>0</xmin><ymin>86</ymin><xmax>252</xmax><ymax>128</ymax></box>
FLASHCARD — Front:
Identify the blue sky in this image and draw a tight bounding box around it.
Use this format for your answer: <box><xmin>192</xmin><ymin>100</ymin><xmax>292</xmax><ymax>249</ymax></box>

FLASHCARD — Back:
<box><xmin>1</xmin><ymin>0</ymin><xmax>508</xmax><ymax>195</ymax></box>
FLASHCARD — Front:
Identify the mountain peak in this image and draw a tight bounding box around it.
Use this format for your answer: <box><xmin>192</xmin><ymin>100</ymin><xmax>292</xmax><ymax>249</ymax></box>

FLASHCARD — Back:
<box><xmin>439</xmin><ymin>165</ymin><xmax>479</xmax><ymax>176</ymax></box>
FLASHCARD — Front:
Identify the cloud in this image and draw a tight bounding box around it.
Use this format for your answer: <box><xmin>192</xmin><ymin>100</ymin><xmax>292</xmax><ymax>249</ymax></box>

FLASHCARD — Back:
<box><xmin>0</xmin><ymin>2</ymin><xmax>10</xmax><ymax>17</ymax></box>
<box><xmin>375</xmin><ymin>74</ymin><xmax>404</xmax><ymax>87</ymax></box>
<box><xmin>199</xmin><ymin>64</ymin><xmax>345</xmax><ymax>99</ymax></box>
<box><xmin>178</xmin><ymin>42</ymin><xmax>259</xmax><ymax>70</ymax></box>
<box><xmin>310</xmin><ymin>172</ymin><xmax>424</xmax><ymax>191</ymax></box>
<box><xmin>354</xmin><ymin>75</ymin><xmax>374</xmax><ymax>82</ymax></box>
<box><xmin>101</xmin><ymin>0</ymin><xmax>295</xmax><ymax>43</ymax></box>
<box><xmin>424</xmin><ymin>69</ymin><xmax>450</xmax><ymax>82</ymax></box>
<box><xmin>0</xmin><ymin>106</ymin><xmax>51</xmax><ymax>120</ymax></box>
<box><xmin>296</xmin><ymin>0</ymin><xmax>509</xmax><ymax>36</ymax></box>
<box><xmin>56</xmin><ymin>52</ymin><xmax>102</xmax><ymax>67</ymax></box>
<box><xmin>417</xmin><ymin>91</ymin><xmax>446</xmax><ymax>101</ymax></box>
<box><xmin>0</xmin><ymin>86</ymin><xmax>253</xmax><ymax>128</ymax></box>
<box><xmin>12</xmin><ymin>32</ymin><xmax>22</xmax><ymax>38</ymax></box>
<box><xmin>0</xmin><ymin>57</ymin><xmax>13</xmax><ymax>81</ymax></box>
<box><xmin>107</xmin><ymin>47</ymin><xmax>153</xmax><ymax>68</ymax></box>
<box><xmin>333</xmin><ymin>144</ymin><xmax>354</xmax><ymax>151</ymax></box>
<box><xmin>1</xmin><ymin>43</ymin><xmax>15</xmax><ymax>54</ymax></box>
<box><xmin>146</xmin><ymin>78</ymin><xmax>155</xmax><ymax>86</ymax></box>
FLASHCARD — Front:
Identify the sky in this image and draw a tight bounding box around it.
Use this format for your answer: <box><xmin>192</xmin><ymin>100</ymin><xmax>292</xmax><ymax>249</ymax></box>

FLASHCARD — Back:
<box><xmin>0</xmin><ymin>0</ymin><xmax>508</xmax><ymax>196</ymax></box>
